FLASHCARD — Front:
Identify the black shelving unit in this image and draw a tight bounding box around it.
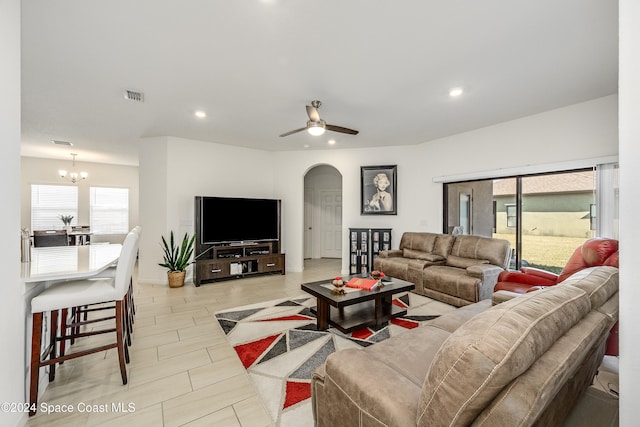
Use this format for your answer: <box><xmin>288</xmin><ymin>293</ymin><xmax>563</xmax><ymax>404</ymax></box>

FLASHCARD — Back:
<box><xmin>348</xmin><ymin>228</ymin><xmax>392</xmax><ymax>275</ymax></box>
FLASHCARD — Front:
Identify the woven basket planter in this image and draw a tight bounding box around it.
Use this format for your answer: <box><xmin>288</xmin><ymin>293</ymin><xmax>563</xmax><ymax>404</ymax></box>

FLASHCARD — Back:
<box><xmin>167</xmin><ymin>270</ymin><xmax>186</xmax><ymax>288</ymax></box>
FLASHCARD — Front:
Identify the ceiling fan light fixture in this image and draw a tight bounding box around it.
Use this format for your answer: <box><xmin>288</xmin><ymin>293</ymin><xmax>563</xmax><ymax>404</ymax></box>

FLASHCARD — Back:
<box><xmin>280</xmin><ymin>101</ymin><xmax>358</xmax><ymax>138</ymax></box>
<box><xmin>307</xmin><ymin>121</ymin><xmax>326</xmax><ymax>136</ymax></box>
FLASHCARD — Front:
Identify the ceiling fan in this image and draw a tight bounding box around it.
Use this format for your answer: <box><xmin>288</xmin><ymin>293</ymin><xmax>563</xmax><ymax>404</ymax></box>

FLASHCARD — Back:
<box><xmin>279</xmin><ymin>100</ymin><xmax>359</xmax><ymax>137</ymax></box>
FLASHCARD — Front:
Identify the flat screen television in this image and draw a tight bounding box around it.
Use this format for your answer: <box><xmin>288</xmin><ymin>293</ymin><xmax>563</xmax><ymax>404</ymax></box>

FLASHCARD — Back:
<box><xmin>197</xmin><ymin>196</ymin><xmax>280</xmax><ymax>244</ymax></box>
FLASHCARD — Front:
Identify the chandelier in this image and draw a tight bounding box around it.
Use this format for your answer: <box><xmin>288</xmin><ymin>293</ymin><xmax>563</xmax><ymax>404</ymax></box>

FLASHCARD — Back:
<box><xmin>59</xmin><ymin>153</ymin><xmax>88</xmax><ymax>183</ymax></box>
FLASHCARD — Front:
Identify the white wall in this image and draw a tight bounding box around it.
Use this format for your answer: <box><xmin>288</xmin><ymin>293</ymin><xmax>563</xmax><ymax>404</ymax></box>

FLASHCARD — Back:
<box><xmin>1</xmin><ymin>1</ymin><xmax>25</xmax><ymax>426</ymax></box>
<box><xmin>20</xmin><ymin>157</ymin><xmax>139</xmax><ymax>240</ymax></box>
<box><xmin>618</xmin><ymin>0</ymin><xmax>640</xmax><ymax>423</ymax></box>
<box><xmin>138</xmin><ymin>137</ymin><xmax>168</xmax><ymax>286</ymax></box>
<box><xmin>137</xmin><ymin>137</ymin><xmax>277</xmax><ymax>284</ymax></box>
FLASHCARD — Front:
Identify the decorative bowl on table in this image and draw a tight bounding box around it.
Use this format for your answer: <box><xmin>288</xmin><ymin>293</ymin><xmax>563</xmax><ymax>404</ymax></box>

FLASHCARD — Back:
<box><xmin>332</xmin><ymin>276</ymin><xmax>346</xmax><ymax>295</ymax></box>
<box><xmin>370</xmin><ymin>270</ymin><xmax>385</xmax><ymax>281</ymax></box>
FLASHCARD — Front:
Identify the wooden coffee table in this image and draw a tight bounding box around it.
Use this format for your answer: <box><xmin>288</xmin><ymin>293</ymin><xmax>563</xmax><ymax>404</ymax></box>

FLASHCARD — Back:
<box><xmin>301</xmin><ymin>276</ymin><xmax>415</xmax><ymax>333</ymax></box>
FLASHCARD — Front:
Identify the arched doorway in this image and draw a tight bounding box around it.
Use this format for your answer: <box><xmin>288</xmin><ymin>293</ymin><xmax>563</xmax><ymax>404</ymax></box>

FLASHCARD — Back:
<box><xmin>304</xmin><ymin>165</ymin><xmax>343</xmax><ymax>261</ymax></box>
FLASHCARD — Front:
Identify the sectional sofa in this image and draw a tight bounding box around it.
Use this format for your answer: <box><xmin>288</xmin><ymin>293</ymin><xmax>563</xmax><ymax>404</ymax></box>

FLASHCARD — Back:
<box><xmin>311</xmin><ymin>265</ymin><xmax>619</xmax><ymax>426</ymax></box>
<box><xmin>373</xmin><ymin>232</ymin><xmax>511</xmax><ymax>306</ymax></box>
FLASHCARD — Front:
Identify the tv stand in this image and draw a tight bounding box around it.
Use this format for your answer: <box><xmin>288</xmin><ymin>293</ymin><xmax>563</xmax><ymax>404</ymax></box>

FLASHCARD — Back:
<box><xmin>194</xmin><ymin>241</ymin><xmax>285</xmax><ymax>286</ymax></box>
<box><xmin>194</xmin><ymin>196</ymin><xmax>285</xmax><ymax>286</ymax></box>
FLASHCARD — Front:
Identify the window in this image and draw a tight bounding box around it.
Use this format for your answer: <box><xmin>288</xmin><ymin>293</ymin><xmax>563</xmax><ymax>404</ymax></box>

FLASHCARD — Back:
<box><xmin>90</xmin><ymin>187</ymin><xmax>129</xmax><ymax>234</ymax></box>
<box><xmin>31</xmin><ymin>184</ymin><xmax>78</xmax><ymax>231</ymax></box>
<box><xmin>459</xmin><ymin>193</ymin><xmax>471</xmax><ymax>234</ymax></box>
<box><xmin>505</xmin><ymin>204</ymin><xmax>517</xmax><ymax>228</ymax></box>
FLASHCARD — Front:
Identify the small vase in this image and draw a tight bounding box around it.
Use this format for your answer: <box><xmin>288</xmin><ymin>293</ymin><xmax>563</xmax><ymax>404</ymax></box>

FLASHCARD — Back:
<box><xmin>168</xmin><ymin>271</ymin><xmax>186</xmax><ymax>288</ymax></box>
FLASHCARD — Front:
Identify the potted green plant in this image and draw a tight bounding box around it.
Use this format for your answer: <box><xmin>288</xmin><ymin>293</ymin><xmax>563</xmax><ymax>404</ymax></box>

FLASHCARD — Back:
<box><xmin>159</xmin><ymin>231</ymin><xmax>196</xmax><ymax>288</ymax></box>
<box><xmin>59</xmin><ymin>214</ymin><xmax>74</xmax><ymax>232</ymax></box>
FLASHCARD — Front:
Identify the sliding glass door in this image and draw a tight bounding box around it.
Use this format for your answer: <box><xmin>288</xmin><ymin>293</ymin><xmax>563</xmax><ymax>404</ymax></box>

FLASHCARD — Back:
<box><xmin>519</xmin><ymin>171</ymin><xmax>595</xmax><ymax>273</ymax></box>
<box><xmin>444</xmin><ymin>167</ymin><xmax>609</xmax><ymax>272</ymax></box>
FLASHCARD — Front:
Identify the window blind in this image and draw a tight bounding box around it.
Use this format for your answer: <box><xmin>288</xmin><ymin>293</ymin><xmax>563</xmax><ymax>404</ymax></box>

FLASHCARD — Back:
<box><xmin>90</xmin><ymin>187</ymin><xmax>129</xmax><ymax>234</ymax></box>
<box><xmin>31</xmin><ymin>184</ymin><xmax>78</xmax><ymax>231</ymax></box>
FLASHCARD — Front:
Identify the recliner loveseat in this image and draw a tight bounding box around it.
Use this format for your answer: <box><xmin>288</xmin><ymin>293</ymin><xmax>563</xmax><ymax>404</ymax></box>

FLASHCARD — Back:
<box><xmin>374</xmin><ymin>232</ymin><xmax>511</xmax><ymax>307</ymax></box>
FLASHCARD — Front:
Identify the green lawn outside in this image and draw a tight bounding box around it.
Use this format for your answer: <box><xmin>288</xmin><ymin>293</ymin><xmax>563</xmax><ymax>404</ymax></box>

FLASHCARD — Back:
<box><xmin>493</xmin><ymin>233</ymin><xmax>587</xmax><ymax>274</ymax></box>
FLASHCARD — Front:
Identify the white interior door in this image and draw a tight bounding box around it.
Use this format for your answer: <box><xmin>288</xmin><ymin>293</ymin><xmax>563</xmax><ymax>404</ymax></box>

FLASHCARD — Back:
<box><xmin>320</xmin><ymin>190</ymin><xmax>342</xmax><ymax>258</ymax></box>
<box><xmin>304</xmin><ymin>189</ymin><xmax>313</xmax><ymax>259</ymax></box>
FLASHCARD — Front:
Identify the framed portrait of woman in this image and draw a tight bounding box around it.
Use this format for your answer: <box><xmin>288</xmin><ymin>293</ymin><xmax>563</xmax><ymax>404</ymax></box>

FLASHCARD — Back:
<box><xmin>361</xmin><ymin>165</ymin><xmax>397</xmax><ymax>215</ymax></box>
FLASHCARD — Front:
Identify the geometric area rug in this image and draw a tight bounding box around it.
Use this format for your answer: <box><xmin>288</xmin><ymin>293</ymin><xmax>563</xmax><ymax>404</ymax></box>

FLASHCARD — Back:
<box><xmin>214</xmin><ymin>292</ymin><xmax>457</xmax><ymax>426</ymax></box>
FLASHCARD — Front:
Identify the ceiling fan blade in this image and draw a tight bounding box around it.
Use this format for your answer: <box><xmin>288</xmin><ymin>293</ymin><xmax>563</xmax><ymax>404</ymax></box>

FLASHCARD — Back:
<box><xmin>306</xmin><ymin>105</ymin><xmax>321</xmax><ymax>122</ymax></box>
<box><xmin>326</xmin><ymin>124</ymin><xmax>359</xmax><ymax>135</ymax></box>
<box><xmin>279</xmin><ymin>127</ymin><xmax>307</xmax><ymax>137</ymax></box>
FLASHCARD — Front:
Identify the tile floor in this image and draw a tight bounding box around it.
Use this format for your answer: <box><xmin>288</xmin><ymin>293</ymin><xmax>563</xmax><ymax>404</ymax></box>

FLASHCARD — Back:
<box><xmin>26</xmin><ymin>258</ymin><xmax>342</xmax><ymax>427</ymax></box>
<box><xmin>25</xmin><ymin>258</ymin><xmax>619</xmax><ymax>427</ymax></box>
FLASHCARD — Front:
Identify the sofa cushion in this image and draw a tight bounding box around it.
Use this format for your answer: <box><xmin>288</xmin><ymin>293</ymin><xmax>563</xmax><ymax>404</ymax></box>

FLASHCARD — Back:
<box><xmin>433</xmin><ymin>234</ymin><xmax>454</xmax><ymax>258</ymax></box>
<box><xmin>425</xmin><ymin>300</ymin><xmax>491</xmax><ymax>333</ymax></box>
<box><xmin>416</xmin><ymin>285</ymin><xmax>591</xmax><ymax>427</ymax></box>
<box><xmin>422</xmin><ymin>266</ymin><xmax>481</xmax><ymax>303</ymax></box>
<box><xmin>323</xmin><ymin>348</ymin><xmax>422</xmax><ymax>427</ymax></box>
<box><xmin>364</xmin><ymin>325</ymin><xmax>453</xmax><ymax>387</ymax></box>
<box><xmin>400</xmin><ymin>232</ymin><xmax>439</xmax><ymax>253</ymax></box>
<box><xmin>403</xmin><ymin>248</ymin><xmax>445</xmax><ymax>262</ymax></box>
<box><xmin>474</xmin><ymin>309</ymin><xmax>611</xmax><ymax>426</ymax></box>
<box><xmin>445</xmin><ymin>255</ymin><xmax>489</xmax><ymax>269</ymax></box>
<box><xmin>375</xmin><ymin>257</ymin><xmax>412</xmax><ymax>280</ymax></box>
<box><xmin>450</xmin><ymin>235</ymin><xmax>510</xmax><ymax>268</ymax></box>
<box><xmin>559</xmin><ymin>266</ymin><xmax>619</xmax><ymax>310</ymax></box>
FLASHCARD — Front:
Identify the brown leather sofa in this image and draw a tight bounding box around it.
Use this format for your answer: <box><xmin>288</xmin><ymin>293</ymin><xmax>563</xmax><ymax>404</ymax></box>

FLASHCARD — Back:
<box><xmin>311</xmin><ymin>266</ymin><xmax>619</xmax><ymax>427</ymax></box>
<box><xmin>374</xmin><ymin>232</ymin><xmax>511</xmax><ymax>307</ymax></box>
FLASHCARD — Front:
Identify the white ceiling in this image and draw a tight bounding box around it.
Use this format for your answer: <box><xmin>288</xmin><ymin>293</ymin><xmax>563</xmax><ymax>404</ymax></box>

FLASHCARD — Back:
<box><xmin>20</xmin><ymin>0</ymin><xmax>618</xmax><ymax>167</ymax></box>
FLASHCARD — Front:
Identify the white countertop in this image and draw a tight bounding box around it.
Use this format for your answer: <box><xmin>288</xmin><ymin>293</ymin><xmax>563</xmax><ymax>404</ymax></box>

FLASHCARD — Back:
<box><xmin>21</xmin><ymin>244</ymin><xmax>122</xmax><ymax>283</ymax></box>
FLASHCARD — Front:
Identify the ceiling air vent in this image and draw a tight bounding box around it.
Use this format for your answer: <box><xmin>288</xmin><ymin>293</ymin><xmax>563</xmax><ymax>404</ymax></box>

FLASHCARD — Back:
<box><xmin>124</xmin><ymin>90</ymin><xmax>144</xmax><ymax>102</ymax></box>
<box><xmin>51</xmin><ymin>140</ymin><xmax>73</xmax><ymax>146</ymax></box>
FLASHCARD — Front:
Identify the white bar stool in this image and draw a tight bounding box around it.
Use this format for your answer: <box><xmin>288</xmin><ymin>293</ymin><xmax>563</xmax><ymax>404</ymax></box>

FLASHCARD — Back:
<box><xmin>73</xmin><ymin>226</ymin><xmax>141</xmax><ymax>347</ymax></box>
<box><xmin>28</xmin><ymin>229</ymin><xmax>140</xmax><ymax>416</ymax></box>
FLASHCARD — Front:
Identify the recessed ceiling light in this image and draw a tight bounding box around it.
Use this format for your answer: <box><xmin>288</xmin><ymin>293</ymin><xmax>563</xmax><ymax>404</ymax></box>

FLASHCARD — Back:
<box><xmin>195</xmin><ymin>111</ymin><xmax>207</xmax><ymax>118</ymax></box>
<box><xmin>304</xmin><ymin>144</ymin><xmax>310</xmax><ymax>149</ymax></box>
<box><xmin>328</xmin><ymin>139</ymin><xmax>336</xmax><ymax>145</ymax></box>
<box><xmin>449</xmin><ymin>87</ymin><xmax>464</xmax><ymax>97</ymax></box>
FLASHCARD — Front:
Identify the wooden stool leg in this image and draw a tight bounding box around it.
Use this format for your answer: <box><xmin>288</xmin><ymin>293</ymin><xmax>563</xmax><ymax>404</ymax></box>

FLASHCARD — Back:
<box><xmin>129</xmin><ymin>280</ymin><xmax>136</xmax><ymax>317</ymax></box>
<box><xmin>122</xmin><ymin>298</ymin><xmax>130</xmax><ymax>364</ymax></box>
<box><xmin>29</xmin><ymin>312</ymin><xmax>43</xmax><ymax>416</ymax></box>
<box><xmin>72</xmin><ymin>306</ymin><xmax>80</xmax><ymax>343</ymax></box>
<box><xmin>59</xmin><ymin>308</ymin><xmax>68</xmax><ymax>364</ymax></box>
<box><xmin>115</xmin><ymin>300</ymin><xmax>128</xmax><ymax>384</ymax></box>
<box><xmin>124</xmin><ymin>296</ymin><xmax>132</xmax><ymax>347</ymax></box>
<box><xmin>49</xmin><ymin>310</ymin><xmax>58</xmax><ymax>382</ymax></box>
